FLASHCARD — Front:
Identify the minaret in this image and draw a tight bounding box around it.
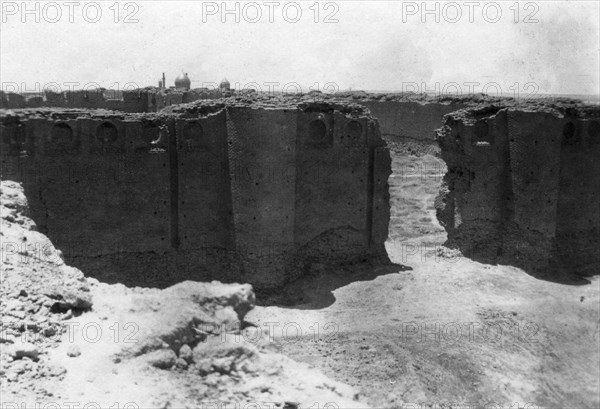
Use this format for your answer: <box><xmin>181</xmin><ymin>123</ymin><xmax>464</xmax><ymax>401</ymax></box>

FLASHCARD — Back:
<box><xmin>162</xmin><ymin>73</ymin><xmax>166</xmax><ymax>90</ymax></box>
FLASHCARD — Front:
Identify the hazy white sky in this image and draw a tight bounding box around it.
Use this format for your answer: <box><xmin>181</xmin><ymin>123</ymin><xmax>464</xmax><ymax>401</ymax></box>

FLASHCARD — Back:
<box><xmin>1</xmin><ymin>1</ymin><xmax>599</xmax><ymax>96</ymax></box>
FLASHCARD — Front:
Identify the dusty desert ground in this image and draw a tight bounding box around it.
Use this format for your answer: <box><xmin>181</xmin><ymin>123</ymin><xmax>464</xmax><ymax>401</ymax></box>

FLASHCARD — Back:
<box><xmin>1</xmin><ymin>144</ymin><xmax>599</xmax><ymax>409</ymax></box>
<box><xmin>249</xmin><ymin>149</ymin><xmax>600</xmax><ymax>408</ymax></box>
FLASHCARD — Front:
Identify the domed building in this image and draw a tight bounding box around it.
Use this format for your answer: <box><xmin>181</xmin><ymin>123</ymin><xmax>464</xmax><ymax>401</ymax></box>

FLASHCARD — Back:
<box><xmin>175</xmin><ymin>72</ymin><xmax>191</xmax><ymax>91</ymax></box>
<box><xmin>219</xmin><ymin>78</ymin><xmax>231</xmax><ymax>91</ymax></box>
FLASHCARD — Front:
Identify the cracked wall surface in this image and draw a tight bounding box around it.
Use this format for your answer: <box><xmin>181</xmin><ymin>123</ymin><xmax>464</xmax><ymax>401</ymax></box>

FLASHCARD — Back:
<box><xmin>0</xmin><ymin>98</ymin><xmax>391</xmax><ymax>289</ymax></box>
<box><xmin>436</xmin><ymin>104</ymin><xmax>600</xmax><ymax>276</ymax></box>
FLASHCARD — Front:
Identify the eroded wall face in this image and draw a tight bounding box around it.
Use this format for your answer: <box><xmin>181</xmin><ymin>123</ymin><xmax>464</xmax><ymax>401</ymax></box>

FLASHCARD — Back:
<box><xmin>361</xmin><ymin>101</ymin><xmax>468</xmax><ymax>141</ymax></box>
<box><xmin>295</xmin><ymin>111</ymin><xmax>370</xmax><ymax>261</ymax></box>
<box><xmin>437</xmin><ymin>110</ymin><xmax>512</xmax><ymax>260</ymax></box>
<box><xmin>226</xmin><ymin>108</ymin><xmax>298</xmax><ymax>288</ymax></box>
<box><xmin>504</xmin><ymin>111</ymin><xmax>563</xmax><ymax>264</ymax></box>
<box><xmin>0</xmin><ymin>106</ymin><xmax>391</xmax><ymax>289</ymax></box>
<box><xmin>555</xmin><ymin>119</ymin><xmax>600</xmax><ymax>274</ymax></box>
<box><xmin>437</xmin><ymin>108</ymin><xmax>600</xmax><ymax>275</ymax></box>
<box><xmin>1</xmin><ymin>117</ymin><xmax>173</xmax><ymax>285</ymax></box>
<box><xmin>176</xmin><ymin>112</ymin><xmax>236</xmax><ymax>282</ymax></box>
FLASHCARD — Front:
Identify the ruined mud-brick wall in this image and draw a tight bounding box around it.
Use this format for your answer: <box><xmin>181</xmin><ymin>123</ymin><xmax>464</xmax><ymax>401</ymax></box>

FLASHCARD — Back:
<box><xmin>1</xmin><ymin>88</ymin><xmax>234</xmax><ymax>113</ymax></box>
<box><xmin>436</xmin><ymin>104</ymin><xmax>600</xmax><ymax>275</ymax></box>
<box><xmin>0</xmin><ymin>100</ymin><xmax>391</xmax><ymax>289</ymax></box>
<box><xmin>0</xmin><ymin>90</ymin><xmax>150</xmax><ymax>112</ymax></box>
<box><xmin>0</xmin><ymin>92</ymin><xmax>26</xmax><ymax>108</ymax></box>
<box><xmin>360</xmin><ymin>100</ymin><xmax>468</xmax><ymax>142</ymax></box>
<box><xmin>344</xmin><ymin>93</ymin><xmax>521</xmax><ymax>144</ymax></box>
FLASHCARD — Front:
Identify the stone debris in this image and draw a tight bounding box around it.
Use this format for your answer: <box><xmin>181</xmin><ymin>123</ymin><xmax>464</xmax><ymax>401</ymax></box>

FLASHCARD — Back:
<box><xmin>66</xmin><ymin>345</ymin><xmax>81</xmax><ymax>358</ymax></box>
<box><xmin>8</xmin><ymin>341</ymin><xmax>39</xmax><ymax>361</ymax></box>
<box><xmin>0</xmin><ymin>180</ymin><xmax>369</xmax><ymax>408</ymax></box>
<box><xmin>144</xmin><ymin>348</ymin><xmax>178</xmax><ymax>370</ymax></box>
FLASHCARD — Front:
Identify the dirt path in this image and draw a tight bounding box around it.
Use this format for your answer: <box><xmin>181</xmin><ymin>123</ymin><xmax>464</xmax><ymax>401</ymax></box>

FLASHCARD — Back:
<box><xmin>247</xmin><ymin>154</ymin><xmax>600</xmax><ymax>408</ymax></box>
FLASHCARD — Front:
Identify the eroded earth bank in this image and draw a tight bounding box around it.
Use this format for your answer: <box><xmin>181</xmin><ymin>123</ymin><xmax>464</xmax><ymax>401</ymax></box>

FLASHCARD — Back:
<box><xmin>1</xmin><ymin>94</ymin><xmax>599</xmax><ymax>408</ymax></box>
<box><xmin>0</xmin><ymin>180</ymin><xmax>366</xmax><ymax>407</ymax></box>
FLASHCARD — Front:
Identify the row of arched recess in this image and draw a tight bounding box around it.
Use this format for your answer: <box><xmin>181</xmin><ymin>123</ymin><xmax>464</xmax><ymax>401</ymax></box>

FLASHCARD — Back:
<box><xmin>45</xmin><ymin>122</ymin><xmax>119</xmax><ymax>155</ymax></box>
<box><xmin>467</xmin><ymin>120</ymin><xmax>600</xmax><ymax>148</ymax></box>
<box><xmin>44</xmin><ymin>121</ymin><xmax>208</xmax><ymax>154</ymax></box>
<box><xmin>21</xmin><ymin>118</ymin><xmax>371</xmax><ymax>155</ymax></box>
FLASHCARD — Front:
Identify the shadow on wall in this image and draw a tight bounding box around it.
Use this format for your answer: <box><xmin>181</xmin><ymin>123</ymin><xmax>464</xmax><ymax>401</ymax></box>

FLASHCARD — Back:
<box><xmin>436</xmin><ymin>107</ymin><xmax>600</xmax><ymax>286</ymax></box>
<box><xmin>0</xmin><ymin>103</ymin><xmax>393</xmax><ymax>292</ymax></box>
<box><xmin>258</xmin><ymin>151</ymin><xmax>449</xmax><ymax>309</ymax></box>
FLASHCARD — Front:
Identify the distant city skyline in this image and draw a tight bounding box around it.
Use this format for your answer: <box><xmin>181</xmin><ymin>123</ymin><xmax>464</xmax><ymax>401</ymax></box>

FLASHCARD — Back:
<box><xmin>1</xmin><ymin>1</ymin><xmax>599</xmax><ymax>96</ymax></box>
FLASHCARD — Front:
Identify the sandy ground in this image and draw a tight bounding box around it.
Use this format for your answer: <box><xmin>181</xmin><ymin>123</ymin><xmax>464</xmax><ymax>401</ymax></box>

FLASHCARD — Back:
<box><xmin>247</xmin><ymin>153</ymin><xmax>600</xmax><ymax>408</ymax></box>
<box><xmin>2</xmin><ymin>150</ymin><xmax>598</xmax><ymax>408</ymax></box>
<box><xmin>0</xmin><ymin>181</ymin><xmax>367</xmax><ymax>408</ymax></box>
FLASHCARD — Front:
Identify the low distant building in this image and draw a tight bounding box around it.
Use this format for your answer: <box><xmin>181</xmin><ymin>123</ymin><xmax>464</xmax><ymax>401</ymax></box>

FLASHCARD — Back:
<box><xmin>219</xmin><ymin>78</ymin><xmax>231</xmax><ymax>91</ymax></box>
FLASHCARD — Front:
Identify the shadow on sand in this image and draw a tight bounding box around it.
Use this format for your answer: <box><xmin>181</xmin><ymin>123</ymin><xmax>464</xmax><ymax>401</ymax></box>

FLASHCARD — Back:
<box><xmin>255</xmin><ymin>260</ymin><xmax>413</xmax><ymax>309</ymax></box>
<box><xmin>445</xmin><ymin>241</ymin><xmax>596</xmax><ymax>286</ymax></box>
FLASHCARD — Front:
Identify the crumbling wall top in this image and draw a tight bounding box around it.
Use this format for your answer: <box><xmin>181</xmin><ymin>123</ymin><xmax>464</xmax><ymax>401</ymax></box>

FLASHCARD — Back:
<box><xmin>161</xmin><ymin>93</ymin><xmax>374</xmax><ymax>119</ymax></box>
<box><xmin>0</xmin><ymin>108</ymin><xmax>169</xmax><ymax>123</ymax></box>
<box><xmin>441</xmin><ymin>101</ymin><xmax>600</xmax><ymax>125</ymax></box>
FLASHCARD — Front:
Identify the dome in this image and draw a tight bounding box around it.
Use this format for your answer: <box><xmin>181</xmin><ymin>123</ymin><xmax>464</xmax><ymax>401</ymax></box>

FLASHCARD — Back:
<box><xmin>219</xmin><ymin>78</ymin><xmax>230</xmax><ymax>90</ymax></box>
<box><xmin>175</xmin><ymin>72</ymin><xmax>191</xmax><ymax>90</ymax></box>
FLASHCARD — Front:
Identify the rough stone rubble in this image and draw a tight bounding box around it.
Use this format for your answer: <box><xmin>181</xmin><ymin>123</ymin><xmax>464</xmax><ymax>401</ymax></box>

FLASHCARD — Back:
<box><xmin>0</xmin><ymin>180</ymin><xmax>368</xmax><ymax>408</ymax></box>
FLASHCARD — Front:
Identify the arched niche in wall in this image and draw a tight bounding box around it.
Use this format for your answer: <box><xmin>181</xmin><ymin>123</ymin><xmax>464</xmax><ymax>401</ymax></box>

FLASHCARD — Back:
<box><xmin>562</xmin><ymin>122</ymin><xmax>579</xmax><ymax>147</ymax></box>
<box><xmin>306</xmin><ymin>119</ymin><xmax>331</xmax><ymax>148</ymax></box>
<box><xmin>343</xmin><ymin>120</ymin><xmax>363</xmax><ymax>146</ymax></box>
<box><xmin>47</xmin><ymin>122</ymin><xmax>79</xmax><ymax>155</ymax></box>
<box><xmin>472</xmin><ymin>121</ymin><xmax>492</xmax><ymax>146</ymax></box>
<box><xmin>141</xmin><ymin>124</ymin><xmax>159</xmax><ymax>145</ymax></box>
<box><xmin>0</xmin><ymin>121</ymin><xmax>26</xmax><ymax>155</ymax></box>
<box><xmin>95</xmin><ymin>121</ymin><xmax>121</xmax><ymax>153</ymax></box>
<box><xmin>138</xmin><ymin>123</ymin><xmax>166</xmax><ymax>153</ymax></box>
<box><xmin>181</xmin><ymin>121</ymin><xmax>207</xmax><ymax>152</ymax></box>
